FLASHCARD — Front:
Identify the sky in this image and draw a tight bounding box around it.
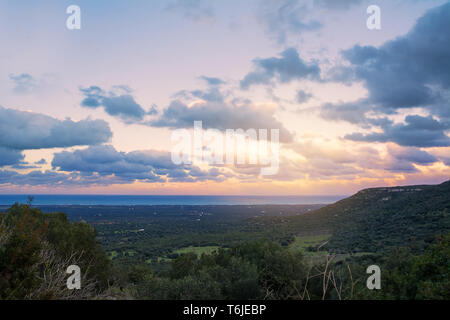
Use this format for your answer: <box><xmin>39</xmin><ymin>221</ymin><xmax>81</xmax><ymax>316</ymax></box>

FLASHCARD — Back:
<box><xmin>0</xmin><ymin>0</ymin><xmax>449</xmax><ymax>195</ymax></box>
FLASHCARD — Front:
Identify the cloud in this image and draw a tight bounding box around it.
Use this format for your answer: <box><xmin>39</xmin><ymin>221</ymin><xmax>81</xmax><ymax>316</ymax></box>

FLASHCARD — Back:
<box><xmin>81</xmin><ymin>83</ymin><xmax>293</xmax><ymax>143</ymax></box>
<box><xmin>438</xmin><ymin>154</ymin><xmax>450</xmax><ymax>166</ymax></box>
<box><xmin>0</xmin><ymin>169</ymin><xmax>126</xmax><ymax>187</ymax></box>
<box><xmin>381</xmin><ymin>144</ymin><xmax>438</xmax><ymax>173</ymax></box>
<box><xmin>166</xmin><ymin>0</ymin><xmax>214</xmax><ymax>22</ymax></box>
<box><xmin>80</xmin><ymin>86</ymin><xmax>156</xmax><ymax>123</ymax></box>
<box><xmin>342</xmin><ymin>2</ymin><xmax>450</xmax><ymax>112</ymax></box>
<box><xmin>35</xmin><ymin>158</ymin><xmax>47</xmax><ymax>165</ymax></box>
<box><xmin>272</xmin><ymin>156</ymin><xmax>363</xmax><ymax>181</ymax></box>
<box><xmin>319</xmin><ymin>100</ymin><xmax>371</xmax><ymax>125</ymax></box>
<box><xmin>258</xmin><ymin>0</ymin><xmax>363</xmax><ymax>44</ymax></box>
<box><xmin>288</xmin><ymin>140</ymin><xmax>384</xmax><ymax>179</ymax></box>
<box><xmin>9</xmin><ymin>73</ymin><xmax>37</xmax><ymax>94</ymax></box>
<box><xmin>296</xmin><ymin>90</ymin><xmax>313</xmax><ymax>104</ymax></box>
<box><xmin>240</xmin><ymin>48</ymin><xmax>321</xmax><ymax>89</ymax></box>
<box><xmin>292</xmin><ymin>141</ymin><xmax>360</xmax><ymax>164</ymax></box>
<box><xmin>289</xmin><ymin>139</ymin><xmax>440</xmax><ymax>178</ymax></box>
<box><xmin>0</xmin><ymin>147</ymin><xmax>25</xmax><ymax>167</ymax></box>
<box><xmin>0</xmin><ymin>106</ymin><xmax>112</xmax><ymax>151</ymax></box>
<box><xmin>345</xmin><ymin>115</ymin><xmax>450</xmax><ymax>148</ymax></box>
<box><xmin>319</xmin><ymin>100</ymin><xmax>394</xmax><ymax>130</ymax></box>
<box><xmin>388</xmin><ymin>145</ymin><xmax>438</xmax><ymax>165</ymax></box>
<box><xmin>258</xmin><ymin>0</ymin><xmax>322</xmax><ymax>44</ymax></box>
<box><xmin>384</xmin><ymin>161</ymin><xmax>418</xmax><ymax>173</ymax></box>
<box><xmin>175</xmin><ymin>86</ymin><xmax>224</xmax><ymax>102</ymax></box>
<box><xmin>150</xmin><ymin>86</ymin><xmax>294</xmax><ymax>143</ymax></box>
<box><xmin>0</xmin><ymin>170</ymin><xmax>72</xmax><ymax>186</ymax></box>
<box><xmin>199</xmin><ymin>76</ymin><xmax>225</xmax><ymax>86</ymax></box>
<box><xmin>51</xmin><ymin>145</ymin><xmax>229</xmax><ymax>185</ymax></box>
<box><xmin>52</xmin><ymin>145</ymin><xmax>163</xmax><ymax>182</ymax></box>
<box><xmin>322</xmin><ymin>3</ymin><xmax>450</xmax><ymax>148</ymax></box>
<box><xmin>315</xmin><ymin>0</ymin><xmax>363</xmax><ymax>10</ymax></box>
<box><xmin>324</xmin><ymin>65</ymin><xmax>357</xmax><ymax>84</ymax></box>
<box><xmin>3</xmin><ymin>141</ymin><xmax>231</xmax><ymax>187</ymax></box>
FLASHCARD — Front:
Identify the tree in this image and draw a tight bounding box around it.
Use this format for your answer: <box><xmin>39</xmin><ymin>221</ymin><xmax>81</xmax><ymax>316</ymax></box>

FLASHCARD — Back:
<box><xmin>0</xmin><ymin>204</ymin><xmax>110</xmax><ymax>299</ymax></box>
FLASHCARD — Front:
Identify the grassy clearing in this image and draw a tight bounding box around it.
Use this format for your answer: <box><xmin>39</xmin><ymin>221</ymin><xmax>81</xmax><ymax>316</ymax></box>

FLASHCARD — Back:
<box><xmin>289</xmin><ymin>234</ymin><xmax>331</xmax><ymax>252</ymax></box>
<box><xmin>173</xmin><ymin>246</ymin><xmax>221</xmax><ymax>256</ymax></box>
<box><xmin>108</xmin><ymin>249</ymin><xmax>137</xmax><ymax>260</ymax></box>
<box><xmin>289</xmin><ymin>234</ymin><xmax>375</xmax><ymax>264</ymax></box>
<box><xmin>149</xmin><ymin>246</ymin><xmax>222</xmax><ymax>264</ymax></box>
<box><xmin>108</xmin><ymin>251</ymin><xmax>118</xmax><ymax>260</ymax></box>
<box><xmin>113</xmin><ymin>229</ymin><xmax>143</xmax><ymax>235</ymax></box>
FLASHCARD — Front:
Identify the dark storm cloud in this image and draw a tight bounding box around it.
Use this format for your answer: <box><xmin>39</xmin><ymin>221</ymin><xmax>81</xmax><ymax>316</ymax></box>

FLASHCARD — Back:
<box><xmin>341</xmin><ymin>2</ymin><xmax>450</xmax><ymax>112</ymax></box>
<box><xmin>241</xmin><ymin>48</ymin><xmax>321</xmax><ymax>89</ymax></box>
<box><xmin>322</xmin><ymin>3</ymin><xmax>450</xmax><ymax>148</ymax></box>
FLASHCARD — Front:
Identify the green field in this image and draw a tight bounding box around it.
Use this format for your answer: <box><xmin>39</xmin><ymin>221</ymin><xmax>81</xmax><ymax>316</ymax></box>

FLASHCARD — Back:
<box><xmin>174</xmin><ymin>245</ymin><xmax>221</xmax><ymax>255</ymax></box>
<box><xmin>108</xmin><ymin>250</ymin><xmax>118</xmax><ymax>260</ymax></box>
<box><xmin>108</xmin><ymin>249</ymin><xmax>136</xmax><ymax>260</ymax></box>
<box><xmin>147</xmin><ymin>246</ymin><xmax>222</xmax><ymax>264</ymax></box>
<box><xmin>289</xmin><ymin>234</ymin><xmax>375</xmax><ymax>264</ymax></box>
<box><xmin>289</xmin><ymin>234</ymin><xmax>331</xmax><ymax>252</ymax></box>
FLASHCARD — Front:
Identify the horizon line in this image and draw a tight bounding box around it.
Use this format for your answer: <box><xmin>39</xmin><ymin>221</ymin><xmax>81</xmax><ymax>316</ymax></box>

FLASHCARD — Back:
<box><xmin>0</xmin><ymin>194</ymin><xmax>348</xmax><ymax>197</ymax></box>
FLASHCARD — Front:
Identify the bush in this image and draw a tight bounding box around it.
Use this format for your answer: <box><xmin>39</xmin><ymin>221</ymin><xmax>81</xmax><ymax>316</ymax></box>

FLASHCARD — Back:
<box><xmin>0</xmin><ymin>204</ymin><xmax>110</xmax><ymax>299</ymax></box>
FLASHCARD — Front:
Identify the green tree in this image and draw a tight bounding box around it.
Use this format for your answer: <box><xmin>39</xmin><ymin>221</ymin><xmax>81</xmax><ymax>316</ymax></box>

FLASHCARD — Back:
<box><xmin>0</xmin><ymin>204</ymin><xmax>110</xmax><ymax>299</ymax></box>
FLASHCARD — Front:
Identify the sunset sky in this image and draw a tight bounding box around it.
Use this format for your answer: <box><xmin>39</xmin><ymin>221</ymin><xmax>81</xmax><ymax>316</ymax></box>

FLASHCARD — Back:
<box><xmin>0</xmin><ymin>0</ymin><xmax>449</xmax><ymax>195</ymax></box>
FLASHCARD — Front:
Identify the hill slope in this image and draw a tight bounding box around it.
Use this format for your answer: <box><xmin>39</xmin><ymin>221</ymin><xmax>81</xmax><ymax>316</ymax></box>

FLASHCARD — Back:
<box><xmin>287</xmin><ymin>180</ymin><xmax>450</xmax><ymax>253</ymax></box>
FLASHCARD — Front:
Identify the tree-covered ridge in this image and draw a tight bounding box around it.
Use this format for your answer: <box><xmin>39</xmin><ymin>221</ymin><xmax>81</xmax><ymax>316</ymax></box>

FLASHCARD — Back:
<box><xmin>282</xmin><ymin>180</ymin><xmax>450</xmax><ymax>253</ymax></box>
<box><xmin>0</xmin><ymin>180</ymin><xmax>449</xmax><ymax>300</ymax></box>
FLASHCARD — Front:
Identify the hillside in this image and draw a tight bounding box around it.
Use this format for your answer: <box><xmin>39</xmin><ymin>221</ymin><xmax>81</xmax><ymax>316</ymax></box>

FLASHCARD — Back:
<box><xmin>286</xmin><ymin>180</ymin><xmax>450</xmax><ymax>253</ymax></box>
<box><xmin>1</xmin><ymin>182</ymin><xmax>449</xmax><ymax>300</ymax></box>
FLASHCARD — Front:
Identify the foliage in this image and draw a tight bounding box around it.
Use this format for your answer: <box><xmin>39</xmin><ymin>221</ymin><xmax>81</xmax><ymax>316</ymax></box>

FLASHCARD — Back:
<box><xmin>351</xmin><ymin>234</ymin><xmax>450</xmax><ymax>299</ymax></box>
<box><xmin>1</xmin><ymin>180</ymin><xmax>449</xmax><ymax>300</ymax></box>
<box><xmin>0</xmin><ymin>204</ymin><xmax>109</xmax><ymax>299</ymax></box>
